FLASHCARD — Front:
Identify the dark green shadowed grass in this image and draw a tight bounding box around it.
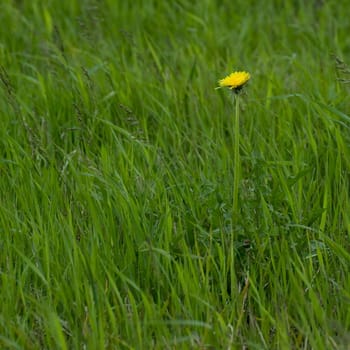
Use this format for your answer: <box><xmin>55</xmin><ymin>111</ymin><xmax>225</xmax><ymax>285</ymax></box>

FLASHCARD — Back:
<box><xmin>1</xmin><ymin>0</ymin><xmax>350</xmax><ymax>349</ymax></box>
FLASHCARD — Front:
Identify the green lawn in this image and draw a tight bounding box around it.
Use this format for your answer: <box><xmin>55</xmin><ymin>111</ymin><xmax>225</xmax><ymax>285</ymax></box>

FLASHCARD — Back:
<box><xmin>1</xmin><ymin>1</ymin><xmax>350</xmax><ymax>349</ymax></box>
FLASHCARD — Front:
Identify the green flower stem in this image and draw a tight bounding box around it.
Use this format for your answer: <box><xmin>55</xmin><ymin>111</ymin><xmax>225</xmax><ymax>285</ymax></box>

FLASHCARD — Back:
<box><xmin>233</xmin><ymin>93</ymin><xmax>240</xmax><ymax>219</ymax></box>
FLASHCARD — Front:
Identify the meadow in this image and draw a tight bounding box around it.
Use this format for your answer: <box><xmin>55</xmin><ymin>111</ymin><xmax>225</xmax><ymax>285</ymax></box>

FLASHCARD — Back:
<box><xmin>1</xmin><ymin>1</ymin><xmax>350</xmax><ymax>349</ymax></box>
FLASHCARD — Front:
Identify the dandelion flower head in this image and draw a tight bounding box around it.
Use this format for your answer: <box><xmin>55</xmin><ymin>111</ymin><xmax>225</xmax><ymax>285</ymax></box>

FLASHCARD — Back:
<box><xmin>219</xmin><ymin>71</ymin><xmax>250</xmax><ymax>91</ymax></box>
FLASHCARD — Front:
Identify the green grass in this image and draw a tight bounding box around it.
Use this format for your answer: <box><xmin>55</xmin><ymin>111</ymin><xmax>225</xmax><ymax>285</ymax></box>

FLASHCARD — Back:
<box><xmin>1</xmin><ymin>0</ymin><xmax>350</xmax><ymax>349</ymax></box>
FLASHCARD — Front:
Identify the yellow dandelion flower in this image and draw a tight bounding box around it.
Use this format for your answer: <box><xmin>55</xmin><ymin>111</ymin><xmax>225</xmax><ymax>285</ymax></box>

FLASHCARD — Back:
<box><xmin>218</xmin><ymin>71</ymin><xmax>250</xmax><ymax>92</ymax></box>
